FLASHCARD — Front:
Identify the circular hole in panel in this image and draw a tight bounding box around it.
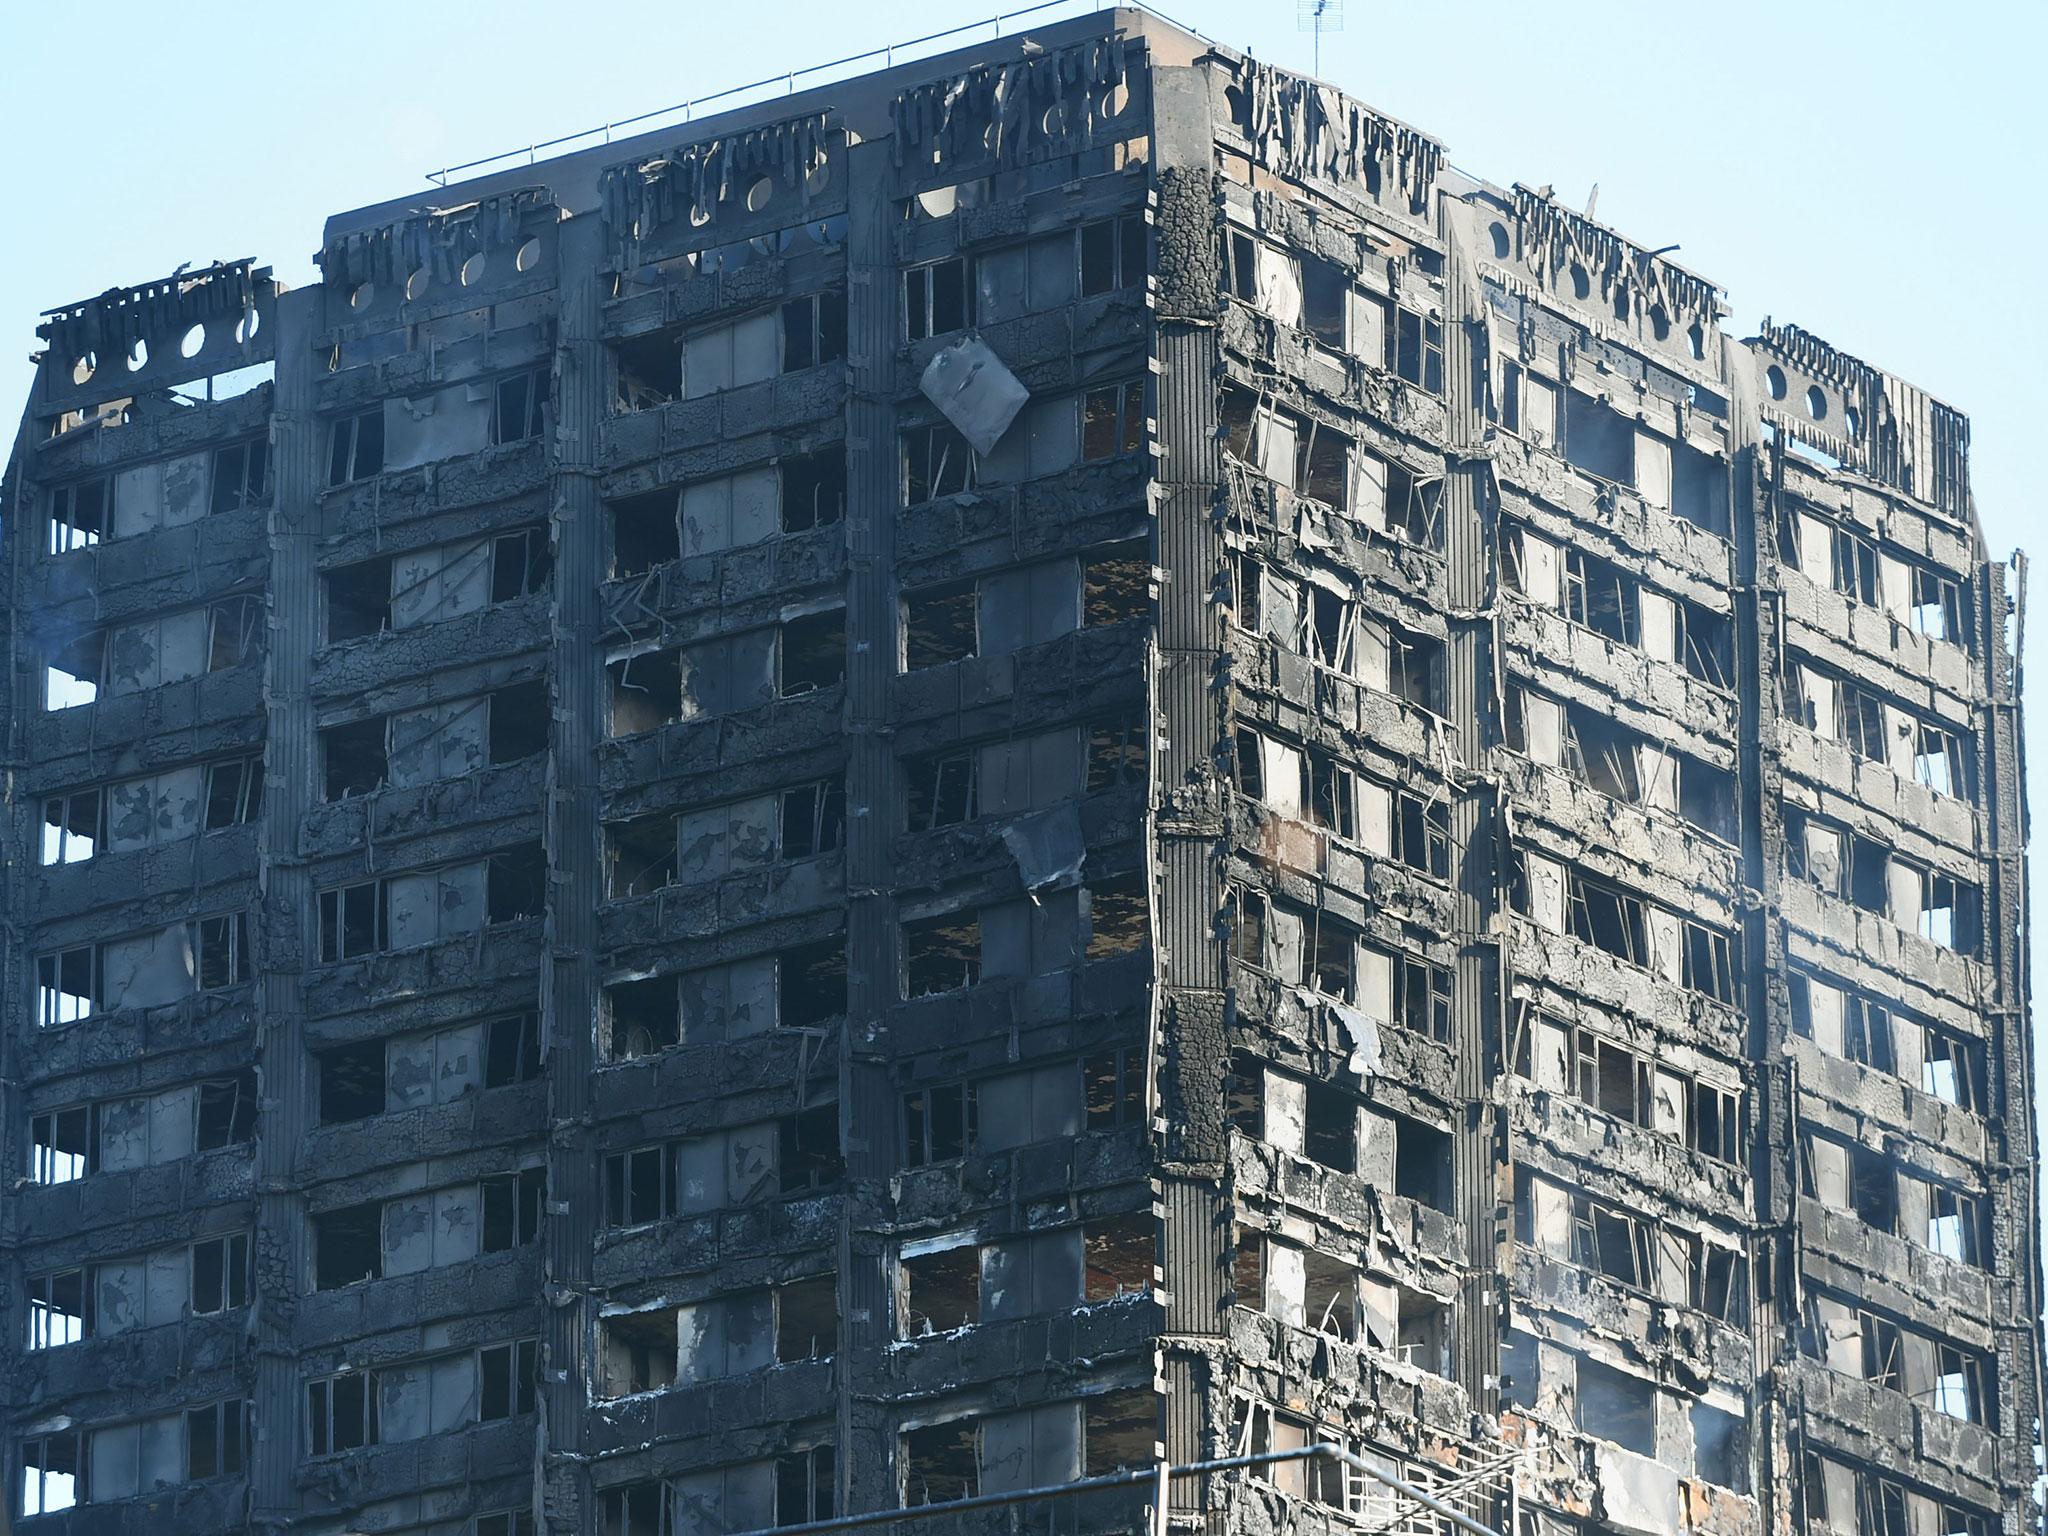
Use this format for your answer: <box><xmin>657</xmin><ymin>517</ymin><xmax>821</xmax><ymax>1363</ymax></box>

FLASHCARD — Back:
<box><xmin>1041</xmin><ymin>104</ymin><xmax>1064</xmax><ymax>137</ymax></box>
<box><xmin>459</xmin><ymin>252</ymin><xmax>486</xmax><ymax>287</ymax></box>
<box><xmin>1805</xmin><ymin>384</ymin><xmax>1827</xmax><ymax>421</ymax></box>
<box><xmin>126</xmin><ymin>337</ymin><xmax>150</xmax><ymax>371</ymax></box>
<box><xmin>804</xmin><ymin>154</ymin><xmax>830</xmax><ymax>197</ymax></box>
<box><xmin>406</xmin><ymin>267</ymin><xmax>431</xmax><ymax>301</ymax></box>
<box><xmin>917</xmin><ymin>186</ymin><xmax>957</xmax><ymax>219</ymax></box>
<box><xmin>179</xmin><ymin>323</ymin><xmax>205</xmax><ymax>359</ymax></box>
<box><xmin>688</xmin><ymin>201</ymin><xmax>712</xmax><ymax>228</ymax></box>
<box><xmin>1569</xmin><ymin>263</ymin><xmax>1590</xmax><ymax>299</ymax></box>
<box><xmin>515</xmin><ymin>238</ymin><xmax>541</xmax><ymax>273</ymax></box>
<box><xmin>236</xmin><ymin>306</ymin><xmax>261</xmax><ymax>344</ymax></box>
<box><xmin>1687</xmin><ymin>322</ymin><xmax>1706</xmax><ymax>360</ymax></box>
<box><xmin>1649</xmin><ymin>305</ymin><xmax>1670</xmax><ymax>341</ymax></box>
<box><xmin>1488</xmin><ymin>222</ymin><xmax>1510</xmax><ymax>259</ymax></box>
<box><xmin>349</xmin><ymin>282</ymin><xmax>375</xmax><ymax>311</ymax></box>
<box><xmin>1844</xmin><ymin>405</ymin><xmax>1862</xmax><ymax>440</ymax></box>
<box><xmin>808</xmin><ymin>213</ymin><xmax>848</xmax><ymax>247</ymax></box>
<box><xmin>748</xmin><ymin>233</ymin><xmax>775</xmax><ymax>259</ymax></box>
<box><xmin>72</xmin><ymin>353</ymin><xmax>96</xmax><ymax>385</ymax></box>
<box><xmin>1612</xmin><ymin>289</ymin><xmax>1629</xmax><ymax>322</ymax></box>
<box><xmin>1100</xmin><ymin>82</ymin><xmax>1130</xmax><ymax>120</ymax></box>
<box><xmin>744</xmin><ymin>177</ymin><xmax>773</xmax><ymax>213</ymax></box>
<box><xmin>1765</xmin><ymin>365</ymin><xmax>1787</xmax><ymax>401</ymax></box>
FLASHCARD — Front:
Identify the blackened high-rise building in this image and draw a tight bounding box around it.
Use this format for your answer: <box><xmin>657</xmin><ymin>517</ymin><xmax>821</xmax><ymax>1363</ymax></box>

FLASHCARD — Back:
<box><xmin>2</xmin><ymin>12</ymin><xmax>2038</xmax><ymax>1536</ymax></box>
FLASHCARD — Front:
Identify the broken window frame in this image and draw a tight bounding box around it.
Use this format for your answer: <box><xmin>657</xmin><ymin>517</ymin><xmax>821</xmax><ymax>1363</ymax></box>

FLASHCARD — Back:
<box><xmin>489</xmin><ymin>368</ymin><xmax>547</xmax><ymax>445</ymax></box>
<box><xmin>901</xmin><ymin>908</ymin><xmax>982</xmax><ymax>998</ymax></box>
<box><xmin>47</xmin><ymin>475</ymin><xmax>110</xmax><ymax>554</ymax></box>
<box><xmin>326</xmin><ymin>406</ymin><xmax>386</xmax><ymax>487</ymax></box>
<box><xmin>37</xmin><ymin>943</ymin><xmax>100</xmax><ymax>1026</ymax></box>
<box><xmin>209</xmin><ymin>437</ymin><xmax>271</xmax><ymax>515</ymax></box>
<box><xmin>31</xmin><ymin>1104</ymin><xmax>95</xmax><ymax>1184</ymax></box>
<box><xmin>306</xmin><ymin>1368</ymin><xmax>380</xmax><ymax>1456</ymax></box>
<box><xmin>1909</xmin><ymin>565</ymin><xmax>1972</xmax><ymax>651</ymax></box>
<box><xmin>193</xmin><ymin>911</ymin><xmax>251</xmax><ymax>991</ymax></box>
<box><xmin>779</xmin><ymin>609</ymin><xmax>847</xmax><ymax>697</ymax></box>
<box><xmin>317</xmin><ymin>879</ymin><xmax>387</xmax><ymax>963</ymax></box>
<box><xmin>190</xmin><ymin>1232</ymin><xmax>251</xmax><ymax>1316</ymax></box>
<box><xmin>184</xmin><ymin>1398</ymin><xmax>249</xmax><ymax>1481</ymax></box>
<box><xmin>207</xmin><ymin>595</ymin><xmax>262</xmax><ymax>673</ymax></box>
<box><xmin>901</xmin><ymin>582</ymin><xmax>978</xmax><ymax>670</ymax></box>
<box><xmin>902</xmin><ymin>422</ymin><xmax>976</xmax><ymax>503</ymax></box>
<box><xmin>203</xmin><ymin>755</ymin><xmax>263</xmax><ymax>832</ymax></box>
<box><xmin>1391</xmin><ymin>305</ymin><xmax>1444</xmax><ymax>395</ymax></box>
<box><xmin>1082</xmin><ymin>379</ymin><xmax>1145</xmax><ymax>463</ymax></box>
<box><xmin>781</xmin><ymin>289</ymin><xmax>849</xmax><ymax>372</ymax></box>
<box><xmin>490</xmin><ymin>526</ymin><xmax>554</xmax><ymax>604</ymax></box>
<box><xmin>195</xmin><ymin>1071</ymin><xmax>258</xmax><ymax>1151</ymax></box>
<box><xmin>780</xmin><ymin>446</ymin><xmax>847</xmax><ymax>533</ymax></box>
<box><xmin>1933</xmin><ymin>1343</ymin><xmax>1988</xmax><ymax>1424</ymax></box>
<box><xmin>481</xmin><ymin>1169</ymin><xmax>547</xmax><ymax>1252</ymax></box>
<box><xmin>1078</xmin><ymin>211</ymin><xmax>1145</xmax><ymax>297</ymax></box>
<box><xmin>1913</xmin><ymin>720</ymin><xmax>1971</xmax><ymax>800</ymax></box>
<box><xmin>41</xmin><ymin>785</ymin><xmax>105</xmax><ymax>865</ymax></box>
<box><xmin>21</xmin><ymin>1430</ymin><xmax>86</xmax><ymax>1515</ymax></box>
<box><xmin>43</xmin><ymin>630</ymin><xmax>105</xmax><ymax>710</ymax></box>
<box><xmin>904</xmin><ymin>256</ymin><xmax>971</xmax><ymax>341</ymax></box>
<box><xmin>903</xmin><ymin>1080</ymin><xmax>979</xmax><ymax>1165</ymax></box>
<box><xmin>1392</xmin><ymin>789</ymin><xmax>1451</xmax><ymax>880</ymax></box>
<box><xmin>478</xmin><ymin>1338</ymin><xmax>541</xmax><ymax>1421</ymax></box>
<box><xmin>1563</xmin><ymin>548</ymin><xmax>1640</xmax><ymax>646</ymax></box>
<box><xmin>781</xmin><ymin>777</ymin><xmax>848</xmax><ymax>859</ymax></box>
<box><xmin>26</xmin><ymin>1266</ymin><xmax>91</xmax><ymax>1349</ymax></box>
<box><xmin>905</xmin><ymin>748</ymin><xmax>979</xmax><ymax>831</ymax></box>
<box><xmin>1396</xmin><ymin>953</ymin><xmax>1453</xmax><ymax>1042</ymax></box>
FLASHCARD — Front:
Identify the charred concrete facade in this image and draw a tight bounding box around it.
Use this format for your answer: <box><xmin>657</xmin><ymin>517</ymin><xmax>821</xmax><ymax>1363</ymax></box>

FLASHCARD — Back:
<box><xmin>1</xmin><ymin>12</ymin><xmax>2039</xmax><ymax>1536</ymax></box>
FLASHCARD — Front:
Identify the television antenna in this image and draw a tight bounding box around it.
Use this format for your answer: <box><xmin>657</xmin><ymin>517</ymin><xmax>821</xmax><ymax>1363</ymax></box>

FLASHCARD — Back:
<box><xmin>1298</xmin><ymin>0</ymin><xmax>1342</xmax><ymax>78</ymax></box>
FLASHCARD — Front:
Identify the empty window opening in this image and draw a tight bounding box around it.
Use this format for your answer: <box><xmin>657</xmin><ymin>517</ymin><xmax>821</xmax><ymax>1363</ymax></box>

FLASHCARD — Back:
<box><xmin>487</xmin><ymin>844</ymin><xmax>547</xmax><ymax>924</ymax></box>
<box><xmin>314</xmin><ymin>1203</ymin><xmax>384</xmax><ymax>1289</ymax></box>
<box><xmin>776</xmin><ymin>1275</ymin><xmax>838</xmax><ymax>1362</ymax></box>
<box><xmin>1576</xmin><ymin>1357</ymin><xmax>1657</xmax><ymax>1455</ymax></box>
<box><xmin>782</xmin><ymin>778</ymin><xmax>847</xmax><ymax>858</ymax></box>
<box><xmin>779</xmin><ymin>1102</ymin><xmax>844</xmax><ymax>1194</ymax></box>
<box><xmin>326</xmin><ymin>557</ymin><xmax>392</xmax><ymax>642</ymax></box>
<box><xmin>489</xmin><ymin>680</ymin><xmax>550</xmax><ymax>762</ymax></box>
<box><xmin>44</xmin><ymin>632</ymin><xmax>103</xmax><ymax>710</ymax></box>
<box><xmin>185</xmin><ymin>1399</ymin><xmax>248</xmax><ymax>1480</ymax></box>
<box><xmin>607</xmin><ymin>647</ymin><xmax>683</xmax><ymax>736</ymax></box>
<box><xmin>781</xmin><ymin>610</ymin><xmax>845</xmax><ymax>695</ymax></box>
<box><xmin>613</xmin><ymin>329</ymin><xmax>683</xmax><ymax>410</ymax></box>
<box><xmin>307</xmin><ymin>1369</ymin><xmax>378</xmax><ymax>1454</ymax></box>
<box><xmin>319</xmin><ymin>1040</ymin><xmax>386</xmax><ymax>1123</ymax></box>
<box><xmin>42</xmin><ymin>788</ymin><xmax>104</xmax><ymax>865</ymax></box>
<box><xmin>1084</xmin><ymin>1047</ymin><xmax>1144</xmax><ymax>1131</ymax></box>
<box><xmin>482</xmin><ymin>1170</ymin><xmax>546</xmax><ymax>1250</ymax></box>
<box><xmin>491</xmin><ymin>527</ymin><xmax>553</xmax><ymax>602</ymax></box>
<box><xmin>491</xmin><ymin>369</ymin><xmax>546</xmax><ymax>444</ymax></box>
<box><xmin>196</xmin><ymin>1071</ymin><xmax>257</xmax><ymax>1150</ymax></box>
<box><xmin>782</xmin><ymin>290</ymin><xmax>848</xmax><ymax>372</ymax></box>
<box><xmin>37</xmin><ymin>946</ymin><xmax>98</xmax><ymax>1026</ymax></box>
<box><xmin>1084</xmin><ymin>1215</ymin><xmax>1153</xmax><ymax>1302</ymax></box>
<box><xmin>1084</xmin><ymin>543</ymin><xmax>1150</xmax><ymax>627</ymax></box>
<box><xmin>1394</xmin><ymin>1118</ymin><xmax>1452</xmax><ymax>1211</ymax></box>
<box><xmin>906</xmin><ymin>257</ymin><xmax>970</xmax><ymax>340</ymax></box>
<box><xmin>27</xmin><ymin>1268</ymin><xmax>89</xmax><ymax>1349</ymax></box>
<box><xmin>606</xmin><ymin>975</ymin><xmax>681</xmax><ymax>1059</ymax></box>
<box><xmin>1086</xmin><ymin>873</ymin><xmax>1149</xmax><ymax>960</ymax></box>
<box><xmin>1564</xmin><ymin>394</ymin><xmax>1633</xmax><ymax>484</ymax></box>
<box><xmin>904</xmin><ymin>424</ymin><xmax>975</xmax><ymax>502</ymax></box>
<box><xmin>604</xmin><ymin>1144</ymin><xmax>673</xmax><ymax>1228</ymax></box>
<box><xmin>318</xmin><ymin>879</ymin><xmax>386</xmax><ymax>961</ymax></box>
<box><xmin>904</xmin><ymin>910</ymin><xmax>981</xmax><ymax>996</ymax></box>
<box><xmin>1084</xmin><ymin>1389</ymin><xmax>1157</xmax><ymax>1476</ymax></box>
<box><xmin>1079</xmin><ymin>212</ymin><xmax>1145</xmax><ymax>296</ymax></box>
<box><xmin>781</xmin><ymin>446</ymin><xmax>847</xmax><ymax>532</ymax></box>
<box><xmin>902</xmin><ymin>1243</ymin><xmax>980</xmax><ymax>1335</ymax></box>
<box><xmin>327</xmin><ymin>408</ymin><xmax>385</xmax><ymax>485</ymax></box>
<box><xmin>1082</xmin><ymin>381</ymin><xmax>1145</xmax><ymax>461</ymax></box>
<box><xmin>211</xmin><ymin>438</ymin><xmax>270</xmax><ymax>514</ymax></box>
<box><xmin>485</xmin><ymin>1012</ymin><xmax>541</xmax><ymax>1087</ymax></box>
<box><xmin>907</xmin><ymin>749</ymin><xmax>978</xmax><ymax>830</ymax></box>
<box><xmin>607</xmin><ymin>814</ymin><xmax>677</xmax><ymax>898</ymax></box>
<box><xmin>1393</xmin><ymin>306</ymin><xmax>1443</xmax><ymax>394</ymax></box>
<box><xmin>600</xmin><ymin>1307</ymin><xmax>679</xmax><ymax>1397</ymax></box>
<box><xmin>322</xmin><ymin>717</ymin><xmax>388</xmax><ymax>799</ymax></box>
<box><xmin>32</xmin><ymin>1106</ymin><xmax>94</xmax><ymax>1184</ymax></box>
<box><xmin>479</xmin><ymin>1339</ymin><xmax>540</xmax><ymax>1420</ymax></box>
<box><xmin>1303</xmin><ymin>1083</ymin><xmax>1355</xmax><ymax>1173</ymax></box>
<box><xmin>192</xmin><ymin>1233</ymin><xmax>251</xmax><ymax>1315</ymax></box>
<box><xmin>47</xmin><ymin>477</ymin><xmax>109</xmax><ymax>554</ymax></box>
<box><xmin>903</xmin><ymin>1420</ymin><xmax>979</xmax><ymax>1505</ymax></box>
<box><xmin>610</xmin><ymin>488</ymin><xmax>680</xmax><ymax>576</ymax></box>
<box><xmin>903</xmin><ymin>584</ymin><xmax>977</xmax><ymax>669</ymax></box>
<box><xmin>780</xmin><ymin>939</ymin><xmax>848</xmax><ymax>1029</ymax></box>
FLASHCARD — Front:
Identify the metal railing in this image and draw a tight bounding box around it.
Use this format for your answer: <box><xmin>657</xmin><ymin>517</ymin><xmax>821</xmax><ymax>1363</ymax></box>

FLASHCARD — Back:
<box><xmin>424</xmin><ymin>0</ymin><xmax>1215</xmax><ymax>187</ymax></box>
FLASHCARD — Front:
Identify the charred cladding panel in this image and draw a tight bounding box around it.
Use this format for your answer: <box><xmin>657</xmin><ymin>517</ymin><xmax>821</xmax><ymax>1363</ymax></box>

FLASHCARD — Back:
<box><xmin>0</xmin><ymin>14</ymin><xmax>2034</xmax><ymax>1536</ymax></box>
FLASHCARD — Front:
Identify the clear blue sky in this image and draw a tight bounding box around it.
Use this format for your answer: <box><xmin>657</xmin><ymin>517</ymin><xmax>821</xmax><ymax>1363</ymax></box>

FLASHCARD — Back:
<box><xmin>3</xmin><ymin>1</ymin><xmax>2044</xmax><ymax>1185</ymax></box>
